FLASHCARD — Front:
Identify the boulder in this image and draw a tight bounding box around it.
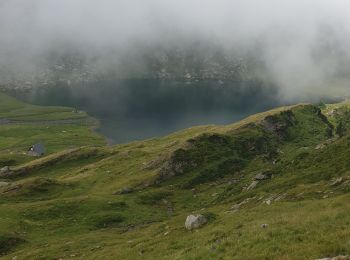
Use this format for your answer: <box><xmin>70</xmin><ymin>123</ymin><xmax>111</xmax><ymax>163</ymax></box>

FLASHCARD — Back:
<box><xmin>0</xmin><ymin>166</ymin><xmax>11</xmax><ymax>177</ymax></box>
<box><xmin>185</xmin><ymin>214</ymin><xmax>207</xmax><ymax>230</ymax></box>
<box><xmin>0</xmin><ymin>166</ymin><xmax>10</xmax><ymax>174</ymax></box>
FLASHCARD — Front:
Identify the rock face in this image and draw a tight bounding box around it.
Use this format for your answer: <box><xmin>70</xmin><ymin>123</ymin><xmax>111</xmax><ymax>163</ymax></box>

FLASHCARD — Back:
<box><xmin>185</xmin><ymin>214</ymin><xmax>207</xmax><ymax>230</ymax></box>
<box><xmin>158</xmin><ymin>148</ymin><xmax>197</xmax><ymax>181</ymax></box>
<box><xmin>262</xmin><ymin>111</ymin><xmax>296</xmax><ymax>139</ymax></box>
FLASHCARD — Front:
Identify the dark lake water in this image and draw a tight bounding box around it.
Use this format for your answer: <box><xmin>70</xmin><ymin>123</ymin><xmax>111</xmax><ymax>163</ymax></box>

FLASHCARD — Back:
<box><xmin>15</xmin><ymin>79</ymin><xmax>283</xmax><ymax>144</ymax></box>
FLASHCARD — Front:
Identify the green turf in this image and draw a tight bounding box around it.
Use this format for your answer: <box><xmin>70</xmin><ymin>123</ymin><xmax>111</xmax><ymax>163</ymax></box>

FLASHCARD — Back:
<box><xmin>1</xmin><ymin>93</ymin><xmax>350</xmax><ymax>259</ymax></box>
<box><xmin>0</xmin><ymin>92</ymin><xmax>105</xmax><ymax>167</ymax></box>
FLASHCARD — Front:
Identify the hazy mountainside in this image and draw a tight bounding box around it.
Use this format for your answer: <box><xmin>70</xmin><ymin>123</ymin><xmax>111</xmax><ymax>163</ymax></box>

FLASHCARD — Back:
<box><xmin>0</xmin><ymin>43</ymin><xmax>253</xmax><ymax>92</ymax></box>
<box><xmin>2</xmin><ymin>24</ymin><xmax>350</xmax><ymax>99</ymax></box>
<box><xmin>1</xmin><ymin>93</ymin><xmax>350</xmax><ymax>259</ymax></box>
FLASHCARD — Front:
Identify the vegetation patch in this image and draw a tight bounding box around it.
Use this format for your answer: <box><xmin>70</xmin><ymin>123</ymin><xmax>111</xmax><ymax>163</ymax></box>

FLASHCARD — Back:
<box><xmin>2</xmin><ymin>177</ymin><xmax>65</xmax><ymax>201</ymax></box>
<box><xmin>0</xmin><ymin>234</ymin><xmax>25</xmax><ymax>256</ymax></box>
<box><xmin>92</xmin><ymin>214</ymin><xmax>125</xmax><ymax>229</ymax></box>
<box><xmin>137</xmin><ymin>190</ymin><xmax>172</xmax><ymax>205</ymax></box>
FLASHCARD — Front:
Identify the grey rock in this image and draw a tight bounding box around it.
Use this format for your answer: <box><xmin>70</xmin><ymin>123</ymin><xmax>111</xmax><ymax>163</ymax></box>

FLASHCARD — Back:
<box><xmin>185</xmin><ymin>214</ymin><xmax>207</xmax><ymax>230</ymax></box>
<box><xmin>0</xmin><ymin>166</ymin><xmax>10</xmax><ymax>174</ymax></box>
<box><xmin>231</xmin><ymin>204</ymin><xmax>241</xmax><ymax>211</ymax></box>
<box><xmin>254</xmin><ymin>173</ymin><xmax>268</xmax><ymax>181</ymax></box>
<box><xmin>231</xmin><ymin>197</ymin><xmax>254</xmax><ymax>211</ymax></box>
<box><xmin>330</xmin><ymin>177</ymin><xmax>343</xmax><ymax>186</ymax></box>
<box><xmin>247</xmin><ymin>180</ymin><xmax>259</xmax><ymax>190</ymax></box>
<box><xmin>254</xmin><ymin>171</ymin><xmax>273</xmax><ymax>181</ymax></box>
<box><xmin>114</xmin><ymin>187</ymin><xmax>134</xmax><ymax>195</ymax></box>
<box><xmin>315</xmin><ymin>144</ymin><xmax>326</xmax><ymax>150</ymax></box>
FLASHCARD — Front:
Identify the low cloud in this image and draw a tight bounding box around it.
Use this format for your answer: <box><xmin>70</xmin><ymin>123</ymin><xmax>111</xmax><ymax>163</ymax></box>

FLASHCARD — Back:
<box><xmin>1</xmin><ymin>0</ymin><xmax>350</xmax><ymax>99</ymax></box>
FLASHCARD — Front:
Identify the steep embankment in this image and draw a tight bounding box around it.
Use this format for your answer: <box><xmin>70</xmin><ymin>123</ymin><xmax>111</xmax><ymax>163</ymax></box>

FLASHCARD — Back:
<box><xmin>1</xmin><ymin>94</ymin><xmax>350</xmax><ymax>259</ymax></box>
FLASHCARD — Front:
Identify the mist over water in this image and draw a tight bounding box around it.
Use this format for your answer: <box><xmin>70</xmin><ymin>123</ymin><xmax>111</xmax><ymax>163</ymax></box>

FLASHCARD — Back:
<box><xmin>2</xmin><ymin>1</ymin><xmax>350</xmax><ymax>143</ymax></box>
<box><xmin>2</xmin><ymin>1</ymin><xmax>350</xmax><ymax>99</ymax></box>
<box><xmin>15</xmin><ymin>80</ymin><xmax>282</xmax><ymax>144</ymax></box>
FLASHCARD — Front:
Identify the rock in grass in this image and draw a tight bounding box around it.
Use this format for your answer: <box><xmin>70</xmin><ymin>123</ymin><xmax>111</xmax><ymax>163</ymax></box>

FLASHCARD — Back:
<box><xmin>315</xmin><ymin>144</ymin><xmax>326</xmax><ymax>150</ymax></box>
<box><xmin>260</xmin><ymin>224</ymin><xmax>268</xmax><ymax>228</ymax></box>
<box><xmin>254</xmin><ymin>173</ymin><xmax>268</xmax><ymax>181</ymax></box>
<box><xmin>0</xmin><ymin>166</ymin><xmax>12</xmax><ymax>178</ymax></box>
<box><xmin>247</xmin><ymin>180</ymin><xmax>259</xmax><ymax>190</ymax></box>
<box><xmin>231</xmin><ymin>204</ymin><xmax>241</xmax><ymax>211</ymax></box>
<box><xmin>0</xmin><ymin>166</ymin><xmax>10</xmax><ymax>174</ymax></box>
<box><xmin>185</xmin><ymin>214</ymin><xmax>207</xmax><ymax>230</ymax></box>
<box><xmin>330</xmin><ymin>177</ymin><xmax>343</xmax><ymax>186</ymax></box>
<box><xmin>254</xmin><ymin>171</ymin><xmax>273</xmax><ymax>181</ymax></box>
<box><xmin>114</xmin><ymin>187</ymin><xmax>134</xmax><ymax>195</ymax></box>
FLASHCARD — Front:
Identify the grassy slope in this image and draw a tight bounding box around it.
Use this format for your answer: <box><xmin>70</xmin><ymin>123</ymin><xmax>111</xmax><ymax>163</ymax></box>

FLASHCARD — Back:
<box><xmin>0</xmin><ymin>93</ymin><xmax>105</xmax><ymax>166</ymax></box>
<box><xmin>1</xmin><ymin>94</ymin><xmax>350</xmax><ymax>259</ymax></box>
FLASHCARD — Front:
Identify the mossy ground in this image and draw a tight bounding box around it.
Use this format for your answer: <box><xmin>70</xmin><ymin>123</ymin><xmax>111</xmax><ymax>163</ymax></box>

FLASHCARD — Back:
<box><xmin>1</xmin><ymin>93</ymin><xmax>350</xmax><ymax>259</ymax></box>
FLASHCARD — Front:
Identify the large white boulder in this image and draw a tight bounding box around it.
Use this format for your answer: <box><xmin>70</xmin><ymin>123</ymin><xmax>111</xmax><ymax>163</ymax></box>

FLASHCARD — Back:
<box><xmin>185</xmin><ymin>214</ymin><xmax>207</xmax><ymax>230</ymax></box>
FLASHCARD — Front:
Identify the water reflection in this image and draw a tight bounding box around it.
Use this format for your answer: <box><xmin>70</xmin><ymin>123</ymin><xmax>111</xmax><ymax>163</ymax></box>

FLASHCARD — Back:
<box><xmin>15</xmin><ymin>79</ymin><xmax>281</xmax><ymax>144</ymax></box>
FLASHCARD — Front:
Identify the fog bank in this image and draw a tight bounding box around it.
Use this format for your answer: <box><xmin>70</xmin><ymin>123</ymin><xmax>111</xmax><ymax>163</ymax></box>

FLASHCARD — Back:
<box><xmin>1</xmin><ymin>0</ymin><xmax>350</xmax><ymax>99</ymax></box>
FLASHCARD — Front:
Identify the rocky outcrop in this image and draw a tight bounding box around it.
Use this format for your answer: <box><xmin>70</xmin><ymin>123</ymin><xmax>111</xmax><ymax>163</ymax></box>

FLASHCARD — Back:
<box><xmin>158</xmin><ymin>148</ymin><xmax>197</xmax><ymax>181</ymax></box>
<box><xmin>262</xmin><ymin>110</ymin><xmax>297</xmax><ymax>139</ymax></box>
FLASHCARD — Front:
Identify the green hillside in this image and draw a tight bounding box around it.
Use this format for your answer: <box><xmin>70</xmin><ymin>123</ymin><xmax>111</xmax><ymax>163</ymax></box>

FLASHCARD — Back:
<box><xmin>1</xmin><ymin>93</ymin><xmax>350</xmax><ymax>259</ymax></box>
